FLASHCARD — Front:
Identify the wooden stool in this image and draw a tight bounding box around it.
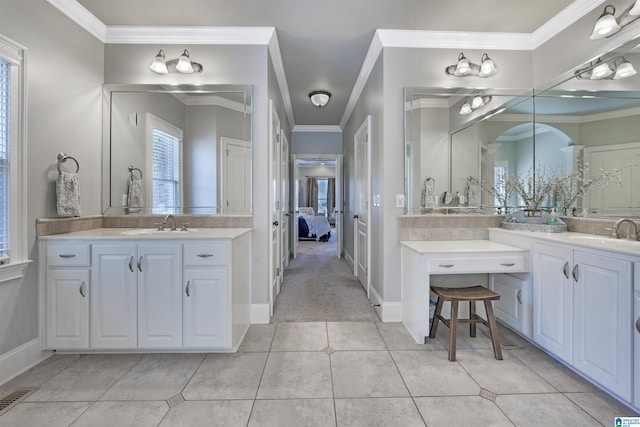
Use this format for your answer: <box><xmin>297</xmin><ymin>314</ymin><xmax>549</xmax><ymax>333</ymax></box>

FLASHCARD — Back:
<box><xmin>428</xmin><ymin>285</ymin><xmax>503</xmax><ymax>362</ymax></box>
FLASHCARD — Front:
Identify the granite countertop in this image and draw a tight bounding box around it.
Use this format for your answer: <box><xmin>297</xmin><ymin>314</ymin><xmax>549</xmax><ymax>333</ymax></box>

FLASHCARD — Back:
<box><xmin>38</xmin><ymin>228</ymin><xmax>252</xmax><ymax>240</ymax></box>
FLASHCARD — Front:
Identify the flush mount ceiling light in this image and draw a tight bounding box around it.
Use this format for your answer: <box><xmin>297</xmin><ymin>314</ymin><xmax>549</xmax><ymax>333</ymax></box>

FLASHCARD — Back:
<box><xmin>149</xmin><ymin>49</ymin><xmax>203</xmax><ymax>74</ymax></box>
<box><xmin>309</xmin><ymin>90</ymin><xmax>331</xmax><ymax>107</ymax></box>
<box><xmin>590</xmin><ymin>1</ymin><xmax>640</xmax><ymax>40</ymax></box>
<box><xmin>575</xmin><ymin>56</ymin><xmax>637</xmax><ymax>80</ymax></box>
<box><xmin>459</xmin><ymin>94</ymin><xmax>492</xmax><ymax>115</ymax></box>
<box><xmin>445</xmin><ymin>52</ymin><xmax>498</xmax><ymax>77</ymax></box>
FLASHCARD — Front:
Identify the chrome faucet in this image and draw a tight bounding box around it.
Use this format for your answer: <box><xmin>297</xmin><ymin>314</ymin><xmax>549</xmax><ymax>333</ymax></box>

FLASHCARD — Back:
<box><xmin>610</xmin><ymin>218</ymin><xmax>639</xmax><ymax>240</ymax></box>
<box><xmin>159</xmin><ymin>214</ymin><xmax>177</xmax><ymax>231</ymax></box>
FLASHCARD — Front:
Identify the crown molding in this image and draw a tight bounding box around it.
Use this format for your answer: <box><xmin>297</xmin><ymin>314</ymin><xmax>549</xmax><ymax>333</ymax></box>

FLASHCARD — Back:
<box><xmin>532</xmin><ymin>0</ymin><xmax>606</xmax><ymax>48</ymax></box>
<box><xmin>293</xmin><ymin>125</ymin><xmax>342</xmax><ymax>133</ymax></box>
<box><xmin>377</xmin><ymin>29</ymin><xmax>535</xmax><ymax>51</ymax></box>
<box><xmin>105</xmin><ymin>26</ymin><xmax>274</xmax><ymax>45</ymax></box>
<box><xmin>46</xmin><ymin>0</ymin><xmax>107</xmax><ymax>41</ymax></box>
<box><xmin>268</xmin><ymin>31</ymin><xmax>296</xmax><ymax>129</ymax></box>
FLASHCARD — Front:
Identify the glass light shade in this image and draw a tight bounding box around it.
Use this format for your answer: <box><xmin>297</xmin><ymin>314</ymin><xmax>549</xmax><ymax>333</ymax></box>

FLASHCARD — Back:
<box><xmin>149</xmin><ymin>50</ymin><xmax>168</xmax><ymax>74</ymax></box>
<box><xmin>459</xmin><ymin>102</ymin><xmax>472</xmax><ymax>115</ymax></box>
<box><xmin>455</xmin><ymin>55</ymin><xmax>471</xmax><ymax>75</ymax></box>
<box><xmin>176</xmin><ymin>50</ymin><xmax>194</xmax><ymax>73</ymax></box>
<box><xmin>629</xmin><ymin>0</ymin><xmax>640</xmax><ymax>15</ymax></box>
<box><xmin>613</xmin><ymin>59</ymin><xmax>637</xmax><ymax>79</ymax></box>
<box><xmin>471</xmin><ymin>95</ymin><xmax>485</xmax><ymax>109</ymax></box>
<box><xmin>590</xmin><ymin>6</ymin><xmax>620</xmax><ymax>39</ymax></box>
<box><xmin>310</xmin><ymin>91</ymin><xmax>331</xmax><ymax>107</ymax></box>
<box><xmin>478</xmin><ymin>54</ymin><xmax>498</xmax><ymax>77</ymax></box>
<box><xmin>590</xmin><ymin>62</ymin><xmax>614</xmax><ymax>79</ymax></box>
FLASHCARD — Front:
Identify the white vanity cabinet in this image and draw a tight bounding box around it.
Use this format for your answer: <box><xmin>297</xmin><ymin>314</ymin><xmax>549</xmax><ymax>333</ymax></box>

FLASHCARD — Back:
<box><xmin>40</xmin><ymin>228</ymin><xmax>251</xmax><ymax>352</ymax></box>
<box><xmin>533</xmin><ymin>242</ymin><xmax>633</xmax><ymax>401</ymax></box>
<box><xmin>634</xmin><ymin>262</ymin><xmax>640</xmax><ymax>409</ymax></box>
<box><xmin>44</xmin><ymin>244</ymin><xmax>91</xmax><ymax>349</ymax></box>
<box><xmin>91</xmin><ymin>244</ymin><xmax>183</xmax><ymax>350</ymax></box>
<box><xmin>489</xmin><ymin>273</ymin><xmax>531</xmax><ymax>338</ymax></box>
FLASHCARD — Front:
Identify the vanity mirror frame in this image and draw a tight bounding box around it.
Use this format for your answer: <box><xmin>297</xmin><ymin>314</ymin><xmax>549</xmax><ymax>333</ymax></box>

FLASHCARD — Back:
<box><xmin>101</xmin><ymin>84</ymin><xmax>253</xmax><ymax>216</ymax></box>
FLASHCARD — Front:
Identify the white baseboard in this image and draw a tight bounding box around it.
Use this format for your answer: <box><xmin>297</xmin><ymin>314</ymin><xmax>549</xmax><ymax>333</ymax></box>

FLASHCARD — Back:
<box><xmin>0</xmin><ymin>339</ymin><xmax>52</xmax><ymax>387</ymax></box>
<box><xmin>250</xmin><ymin>304</ymin><xmax>271</xmax><ymax>324</ymax></box>
<box><xmin>344</xmin><ymin>251</ymin><xmax>355</xmax><ymax>273</ymax></box>
<box><xmin>369</xmin><ymin>285</ymin><xmax>402</xmax><ymax>322</ymax></box>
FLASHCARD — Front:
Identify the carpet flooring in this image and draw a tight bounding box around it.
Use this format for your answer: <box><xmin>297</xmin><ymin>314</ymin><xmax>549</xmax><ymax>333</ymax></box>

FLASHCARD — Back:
<box><xmin>272</xmin><ymin>230</ymin><xmax>380</xmax><ymax>322</ymax></box>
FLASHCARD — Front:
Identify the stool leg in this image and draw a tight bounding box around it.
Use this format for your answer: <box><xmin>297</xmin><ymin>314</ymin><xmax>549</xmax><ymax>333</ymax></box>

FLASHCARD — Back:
<box><xmin>428</xmin><ymin>297</ymin><xmax>444</xmax><ymax>339</ymax></box>
<box><xmin>448</xmin><ymin>301</ymin><xmax>459</xmax><ymax>362</ymax></box>
<box><xmin>484</xmin><ymin>300</ymin><xmax>503</xmax><ymax>360</ymax></box>
<box><xmin>469</xmin><ymin>300</ymin><xmax>476</xmax><ymax>337</ymax></box>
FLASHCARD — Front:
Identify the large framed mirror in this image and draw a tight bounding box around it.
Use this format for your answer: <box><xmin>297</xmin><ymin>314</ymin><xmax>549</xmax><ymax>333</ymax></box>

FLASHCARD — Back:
<box><xmin>102</xmin><ymin>84</ymin><xmax>252</xmax><ymax>215</ymax></box>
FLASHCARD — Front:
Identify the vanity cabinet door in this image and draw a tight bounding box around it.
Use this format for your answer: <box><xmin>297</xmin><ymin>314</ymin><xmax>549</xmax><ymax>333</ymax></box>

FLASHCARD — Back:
<box><xmin>533</xmin><ymin>243</ymin><xmax>573</xmax><ymax>363</ymax></box>
<box><xmin>137</xmin><ymin>244</ymin><xmax>183</xmax><ymax>349</ymax></box>
<box><xmin>634</xmin><ymin>269</ymin><xmax>640</xmax><ymax>409</ymax></box>
<box><xmin>183</xmin><ymin>267</ymin><xmax>228</xmax><ymax>349</ymax></box>
<box><xmin>490</xmin><ymin>273</ymin><xmax>530</xmax><ymax>337</ymax></box>
<box><xmin>45</xmin><ymin>269</ymin><xmax>90</xmax><ymax>349</ymax></box>
<box><xmin>91</xmin><ymin>245</ymin><xmax>137</xmax><ymax>349</ymax></box>
<box><xmin>572</xmin><ymin>250</ymin><xmax>632</xmax><ymax>401</ymax></box>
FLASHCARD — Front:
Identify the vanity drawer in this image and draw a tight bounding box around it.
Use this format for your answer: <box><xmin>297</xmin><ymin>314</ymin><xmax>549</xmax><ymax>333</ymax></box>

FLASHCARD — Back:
<box><xmin>47</xmin><ymin>244</ymin><xmax>91</xmax><ymax>267</ymax></box>
<box><xmin>429</xmin><ymin>255</ymin><xmax>526</xmax><ymax>274</ymax></box>
<box><xmin>184</xmin><ymin>243</ymin><xmax>229</xmax><ymax>267</ymax></box>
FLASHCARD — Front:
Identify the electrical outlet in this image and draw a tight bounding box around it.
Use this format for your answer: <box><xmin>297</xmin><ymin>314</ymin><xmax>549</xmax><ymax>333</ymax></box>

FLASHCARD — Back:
<box><xmin>396</xmin><ymin>194</ymin><xmax>405</xmax><ymax>208</ymax></box>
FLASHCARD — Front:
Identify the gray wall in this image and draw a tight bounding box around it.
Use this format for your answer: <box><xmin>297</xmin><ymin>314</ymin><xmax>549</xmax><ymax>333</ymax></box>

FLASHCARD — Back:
<box><xmin>292</xmin><ymin>131</ymin><xmax>342</xmax><ymax>154</ymax></box>
<box><xmin>0</xmin><ymin>0</ymin><xmax>104</xmax><ymax>356</ymax></box>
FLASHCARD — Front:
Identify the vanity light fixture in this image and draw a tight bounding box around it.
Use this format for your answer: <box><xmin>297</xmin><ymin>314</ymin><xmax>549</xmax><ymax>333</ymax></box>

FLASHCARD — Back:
<box><xmin>459</xmin><ymin>94</ymin><xmax>492</xmax><ymax>115</ymax></box>
<box><xmin>309</xmin><ymin>90</ymin><xmax>331</xmax><ymax>107</ymax></box>
<box><xmin>575</xmin><ymin>56</ymin><xmax>637</xmax><ymax>80</ymax></box>
<box><xmin>149</xmin><ymin>49</ymin><xmax>203</xmax><ymax>74</ymax></box>
<box><xmin>590</xmin><ymin>1</ymin><xmax>640</xmax><ymax>40</ymax></box>
<box><xmin>445</xmin><ymin>52</ymin><xmax>498</xmax><ymax>77</ymax></box>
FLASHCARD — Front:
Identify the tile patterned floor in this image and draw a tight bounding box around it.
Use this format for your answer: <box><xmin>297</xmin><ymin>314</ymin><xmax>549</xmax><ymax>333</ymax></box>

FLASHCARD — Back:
<box><xmin>0</xmin><ymin>321</ymin><xmax>638</xmax><ymax>426</ymax></box>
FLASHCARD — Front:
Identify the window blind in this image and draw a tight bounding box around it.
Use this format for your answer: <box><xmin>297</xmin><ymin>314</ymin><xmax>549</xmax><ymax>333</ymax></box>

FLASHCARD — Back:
<box><xmin>0</xmin><ymin>60</ymin><xmax>10</xmax><ymax>259</ymax></box>
<box><xmin>152</xmin><ymin>129</ymin><xmax>180</xmax><ymax>214</ymax></box>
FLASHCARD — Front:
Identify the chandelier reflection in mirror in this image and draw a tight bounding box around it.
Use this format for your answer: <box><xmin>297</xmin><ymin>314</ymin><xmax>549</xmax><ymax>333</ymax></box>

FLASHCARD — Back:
<box><xmin>445</xmin><ymin>53</ymin><xmax>498</xmax><ymax>78</ymax></box>
<box><xmin>575</xmin><ymin>56</ymin><xmax>637</xmax><ymax>80</ymax></box>
<box><xmin>149</xmin><ymin>49</ymin><xmax>204</xmax><ymax>74</ymax></box>
<box><xmin>590</xmin><ymin>1</ymin><xmax>640</xmax><ymax>40</ymax></box>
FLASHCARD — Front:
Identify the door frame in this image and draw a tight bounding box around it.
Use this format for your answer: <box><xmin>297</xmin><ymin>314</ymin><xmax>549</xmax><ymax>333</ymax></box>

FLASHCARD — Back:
<box><xmin>353</xmin><ymin>115</ymin><xmax>372</xmax><ymax>298</ymax></box>
<box><xmin>220</xmin><ymin>136</ymin><xmax>251</xmax><ymax>214</ymax></box>
<box><xmin>291</xmin><ymin>154</ymin><xmax>343</xmax><ymax>260</ymax></box>
<box><xmin>268</xmin><ymin>100</ymin><xmax>281</xmax><ymax>318</ymax></box>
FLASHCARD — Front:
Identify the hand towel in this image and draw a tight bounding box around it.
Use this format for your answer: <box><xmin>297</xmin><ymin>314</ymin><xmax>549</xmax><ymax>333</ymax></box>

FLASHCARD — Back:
<box><xmin>127</xmin><ymin>177</ymin><xmax>144</xmax><ymax>213</ymax></box>
<box><xmin>56</xmin><ymin>171</ymin><xmax>81</xmax><ymax>217</ymax></box>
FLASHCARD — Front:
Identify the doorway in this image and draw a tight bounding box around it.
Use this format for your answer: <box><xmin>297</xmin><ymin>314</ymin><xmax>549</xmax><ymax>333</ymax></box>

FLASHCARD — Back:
<box><xmin>291</xmin><ymin>154</ymin><xmax>343</xmax><ymax>261</ymax></box>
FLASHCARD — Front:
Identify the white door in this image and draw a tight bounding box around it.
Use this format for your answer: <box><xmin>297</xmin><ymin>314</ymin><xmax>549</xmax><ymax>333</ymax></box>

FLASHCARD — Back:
<box><xmin>335</xmin><ymin>155</ymin><xmax>343</xmax><ymax>258</ymax></box>
<box><xmin>45</xmin><ymin>269</ymin><xmax>90</xmax><ymax>349</ymax></box>
<box><xmin>183</xmin><ymin>267</ymin><xmax>227</xmax><ymax>348</ymax></box>
<box><xmin>353</xmin><ymin>116</ymin><xmax>371</xmax><ymax>296</ymax></box>
<box><xmin>137</xmin><ymin>244</ymin><xmax>183</xmax><ymax>349</ymax></box>
<box><xmin>268</xmin><ymin>100</ymin><xmax>281</xmax><ymax>317</ymax></box>
<box><xmin>293</xmin><ymin>159</ymin><xmax>300</xmax><ymax>259</ymax></box>
<box><xmin>91</xmin><ymin>245</ymin><xmax>138</xmax><ymax>349</ymax></box>
<box><xmin>221</xmin><ymin>137</ymin><xmax>252</xmax><ymax>214</ymax></box>
<box><xmin>280</xmin><ymin>131</ymin><xmax>290</xmax><ymax>276</ymax></box>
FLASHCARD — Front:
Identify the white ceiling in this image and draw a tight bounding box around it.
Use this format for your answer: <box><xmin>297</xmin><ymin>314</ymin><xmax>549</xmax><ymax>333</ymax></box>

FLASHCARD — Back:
<box><xmin>72</xmin><ymin>0</ymin><xmax>593</xmax><ymax>128</ymax></box>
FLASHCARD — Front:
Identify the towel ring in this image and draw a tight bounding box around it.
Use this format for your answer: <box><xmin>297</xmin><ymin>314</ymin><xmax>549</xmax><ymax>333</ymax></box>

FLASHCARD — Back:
<box><xmin>128</xmin><ymin>165</ymin><xmax>143</xmax><ymax>180</ymax></box>
<box><xmin>57</xmin><ymin>153</ymin><xmax>80</xmax><ymax>173</ymax></box>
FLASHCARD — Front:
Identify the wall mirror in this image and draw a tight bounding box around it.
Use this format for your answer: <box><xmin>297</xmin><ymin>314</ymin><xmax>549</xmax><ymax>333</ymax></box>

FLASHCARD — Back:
<box><xmin>102</xmin><ymin>84</ymin><xmax>252</xmax><ymax>215</ymax></box>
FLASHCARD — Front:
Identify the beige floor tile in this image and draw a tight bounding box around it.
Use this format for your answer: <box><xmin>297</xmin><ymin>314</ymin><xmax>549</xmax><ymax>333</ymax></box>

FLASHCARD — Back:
<box><xmin>26</xmin><ymin>354</ymin><xmax>144</xmax><ymax>402</ymax></box>
<box><xmin>331</xmin><ymin>351</ymin><xmax>409</xmax><ymax>398</ymax></box>
<box><xmin>327</xmin><ymin>322</ymin><xmax>386</xmax><ymax>350</ymax></box>
<box><xmin>257</xmin><ymin>351</ymin><xmax>332</xmax><ymax>399</ymax></box>
<box><xmin>455</xmin><ymin>348</ymin><xmax>557</xmax><ymax>394</ymax></box>
<box><xmin>0</xmin><ymin>402</ymin><xmax>90</xmax><ymax>427</ymax></box>
<box><xmin>271</xmin><ymin>322</ymin><xmax>328</xmax><ymax>351</ymax></box>
<box><xmin>391</xmin><ymin>350</ymin><xmax>481</xmax><ymax>396</ymax></box>
<box><xmin>565</xmin><ymin>392</ymin><xmax>640</xmax><ymax>424</ymax></box>
<box><xmin>248</xmin><ymin>399</ymin><xmax>336</xmax><ymax>427</ymax></box>
<box><xmin>376</xmin><ymin>322</ymin><xmax>445</xmax><ymax>351</ymax></box>
<box><xmin>182</xmin><ymin>352</ymin><xmax>267</xmax><ymax>400</ymax></box>
<box><xmin>495</xmin><ymin>393</ymin><xmax>602</xmax><ymax>427</ymax></box>
<box><xmin>237</xmin><ymin>324</ymin><xmax>277</xmax><ymax>352</ymax></box>
<box><xmin>335</xmin><ymin>398</ymin><xmax>425</xmax><ymax>427</ymax></box>
<box><xmin>414</xmin><ymin>396</ymin><xmax>514</xmax><ymax>426</ymax></box>
<box><xmin>100</xmin><ymin>353</ymin><xmax>205</xmax><ymax>401</ymax></box>
<box><xmin>159</xmin><ymin>400</ymin><xmax>253</xmax><ymax>427</ymax></box>
<box><xmin>72</xmin><ymin>401</ymin><xmax>169</xmax><ymax>427</ymax></box>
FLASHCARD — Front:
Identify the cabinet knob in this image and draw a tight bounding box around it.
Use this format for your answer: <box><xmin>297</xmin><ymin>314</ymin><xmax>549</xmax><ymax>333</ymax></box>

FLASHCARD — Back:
<box><xmin>563</xmin><ymin>261</ymin><xmax>570</xmax><ymax>279</ymax></box>
<box><xmin>572</xmin><ymin>264</ymin><xmax>579</xmax><ymax>282</ymax></box>
<box><xmin>128</xmin><ymin>256</ymin><xmax>134</xmax><ymax>272</ymax></box>
<box><xmin>197</xmin><ymin>254</ymin><xmax>214</xmax><ymax>258</ymax></box>
<box><xmin>185</xmin><ymin>280</ymin><xmax>191</xmax><ymax>297</ymax></box>
<box><xmin>79</xmin><ymin>281</ymin><xmax>86</xmax><ymax>298</ymax></box>
<box><xmin>517</xmin><ymin>289</ymin><xmax>522</xmax><ymax>304</ymax></box>
<box><xmin>137</xmin><ymin>256</ymin><xmax>143</xmax><ymax>272</ymax></box>
<box><xmin>438</xmin><ymin>264</ymin><xmax>454</xmax><ymax>268</ymax></box>
<box><xmin>500</xmin><ymin>262</ymin><xmax>515</xmax><ymax>267</ymax></box>
<box><xmin>59</xmin><ymin>254</ymin><xmax>76</xmax><ymax>258</ymax></box>
<box><xmin>636</xmin><ymin>316</ymin><xmax>640</xmax><ymax>334</ymax></box>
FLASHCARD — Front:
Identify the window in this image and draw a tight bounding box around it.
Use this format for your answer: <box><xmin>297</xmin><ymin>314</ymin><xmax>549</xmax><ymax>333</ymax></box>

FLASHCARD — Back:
<box><xmin>317</xmin><ymin>178</ymin><xmax>328</xmax><ymax>214</ymax></box>
<box><xmin>0</xmin><ymin>34</ymin><xmax>28</xmax><ymax>281</ymax></box>
<box><xmin>494</xmin><ymin>161</ymin><xmax>508</xmax><ymax>207</ymax></box>
<box><xmin>146</xmin><ymin>114</ymin><xmax>183</xmax><ymax>215</ymax></box>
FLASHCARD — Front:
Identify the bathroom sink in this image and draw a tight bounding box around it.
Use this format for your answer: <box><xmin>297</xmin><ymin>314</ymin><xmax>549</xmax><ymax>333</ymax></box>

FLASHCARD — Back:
<box><xmin>120</xmin><ymin>228</ymin><xmax>196</xmax><ymax>236</ymax></box>
<box><xmin>561</xmin><ymin>233</ymin><xmax>640</xmax><ymax>253</ymax></box>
